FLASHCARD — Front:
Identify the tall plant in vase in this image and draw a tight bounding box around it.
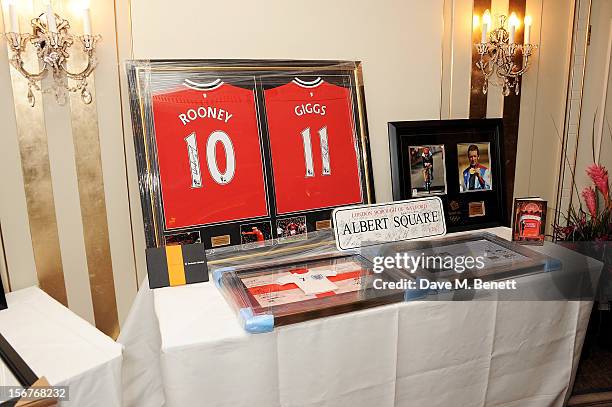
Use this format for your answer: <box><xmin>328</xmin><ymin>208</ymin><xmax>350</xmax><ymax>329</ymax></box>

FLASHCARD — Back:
<box><xmin>554</xmin><ymin>163</ymin><xmax>611</xmax><ymax>243</ymax></box>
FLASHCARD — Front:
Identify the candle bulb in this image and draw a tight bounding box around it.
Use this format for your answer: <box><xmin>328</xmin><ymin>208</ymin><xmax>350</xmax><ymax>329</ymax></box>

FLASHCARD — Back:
<box><xmin>83</xmin><ymin>6</ymin><xmax>91</xmax><ymax>35</ymax></box>
<box><xmin>508</xmin><ymin>12</ymin><xmax>519</xmax><ymax>44</ymax></box>
<box><xmin>482</xmin><ymin>9</ymin><xmax>491</xmax><ymax>43</ymax></box>
<box><xmin>46</xmin><ymin>3</ymin><xmax>57</xmax><ymax>33</ymax></box>
<box><xmin>6</xmin><ymin>0</ymin><xmax>19</xmax><ymax>33</ymax></box>
<box><xmin>79</xmin><ymin>0</ymin><xmax>92</xmax><ymax>35</ymax></box>
<box><xmin>524</xmin><ymin>15</ymin><xmax>532</xmax><ymax>44</ymax></box>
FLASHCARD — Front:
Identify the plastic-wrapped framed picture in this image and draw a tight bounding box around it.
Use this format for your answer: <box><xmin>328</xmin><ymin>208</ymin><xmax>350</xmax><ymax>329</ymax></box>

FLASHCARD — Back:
<box><xmin>211</xmin><ymin>238</ymin><xmax>407</xmax><ymax>333</ymax></box>
<box><xmin>127</xmin><ymin>59</ymin><xmax>375</xmax><ymax>249</ymax></box>
<box><xmin>388</xmin><ymin>119</ymin><xmax>507</xmax><ymax>232</ymax></box>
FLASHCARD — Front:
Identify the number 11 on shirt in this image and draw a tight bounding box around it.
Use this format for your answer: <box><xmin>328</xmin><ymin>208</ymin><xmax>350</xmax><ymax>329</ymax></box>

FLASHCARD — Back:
<box><xmin>301</xmin><ymin>126</ymin><xmax>331</xmax><ymax>177</ymax></box>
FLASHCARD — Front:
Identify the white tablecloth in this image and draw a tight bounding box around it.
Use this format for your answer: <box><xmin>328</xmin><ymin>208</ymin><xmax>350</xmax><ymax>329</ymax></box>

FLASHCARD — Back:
<box><xmin>119</xmin><ymin>227</ymin><xmax>602</xmax><ymax>407</ymax></box>
<box><xmin>0</xmin><ymin>287</ymin><xmax>123</xmax><ymax>406</ymax></box>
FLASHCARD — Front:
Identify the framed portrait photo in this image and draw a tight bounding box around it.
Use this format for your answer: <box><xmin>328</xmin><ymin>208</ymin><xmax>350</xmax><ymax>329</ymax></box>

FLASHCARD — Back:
<box><xmin>127</xmin><ymin>60</ymin><xmax>375</xmax><ymax>249</ymax></box>
<box><xmin>389</xmin><ymin>119</ymin><xmax>507</xmax><ymax>232</ymax></box>
<box><xmin>457</xmin><ymin>142</ymin><xmax>493</xmax><ymax>193</ymax></box>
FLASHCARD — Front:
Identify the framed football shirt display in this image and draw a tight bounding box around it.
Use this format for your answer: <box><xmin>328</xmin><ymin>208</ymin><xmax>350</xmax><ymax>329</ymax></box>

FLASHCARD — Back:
<box><xmin>127</xmin><ymin>60</ymin><xmax>374</xmax><ymax>249</ymax></box>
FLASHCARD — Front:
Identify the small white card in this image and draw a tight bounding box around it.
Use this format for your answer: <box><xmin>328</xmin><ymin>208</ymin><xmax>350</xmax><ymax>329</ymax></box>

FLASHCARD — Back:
<box><xmin>332</xmin><ymin>198</ymin><xmax>447</xmax><ymax>251</ymax></box>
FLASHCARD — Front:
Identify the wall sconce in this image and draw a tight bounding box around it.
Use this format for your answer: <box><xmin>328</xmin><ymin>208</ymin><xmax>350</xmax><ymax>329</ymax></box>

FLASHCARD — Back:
<box><xmin>1</xmin><ymin>0</ymin><xmax>100</xmax><ymax>106</ymax></box>
<box><xmin>474</xmin><ymin>10</ymin><xmax>537</xmax><ymax>96</ymax></box>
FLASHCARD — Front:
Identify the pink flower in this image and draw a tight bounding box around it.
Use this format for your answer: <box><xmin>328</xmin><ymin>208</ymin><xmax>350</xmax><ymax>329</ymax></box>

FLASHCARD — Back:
<box><xmin>562</xmin><ymin>225</ymin><xmax>576</xmax><ymax>236</ymax></box>
<box><xmin>586</xmin><ymin>164</ymin><xmax>609</xmax><ymax>200</ymax></box>
<box><xmin>581</xmin><ymin>187</ymin><xmax>598</xmax><ymax>218</ymax></box>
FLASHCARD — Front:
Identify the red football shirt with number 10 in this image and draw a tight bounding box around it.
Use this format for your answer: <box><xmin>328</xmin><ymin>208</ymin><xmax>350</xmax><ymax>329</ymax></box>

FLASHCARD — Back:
<box><xmin>264</xmin><ymin>79</ymin><xmax>363</xmax><ymax>214</ymax></box>
<box><xmin>152</xmin><ymin>80</ymin><xmax>268</xmax><ymax>229</ymax></box>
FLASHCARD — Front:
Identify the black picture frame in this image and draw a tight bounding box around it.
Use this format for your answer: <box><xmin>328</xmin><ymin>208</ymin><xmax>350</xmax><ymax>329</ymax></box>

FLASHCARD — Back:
<box><xmin>0</xmin><ymin>275</ymin><xmax>6</xmax><ymax>311</ymax></box>
<box><xmin>0</xmin><ymin>333</ymin><xmax>38</xmax><ymax>387</ymax></box>
<box><xmin>127</xmin><ymin>59</ymin><xmax>375</xmax><ymax>250</ymax></box>
<box><xmin>388</xmin><ymin>119</ymin><xmax>508</xmax><ymax>232</ymax></box>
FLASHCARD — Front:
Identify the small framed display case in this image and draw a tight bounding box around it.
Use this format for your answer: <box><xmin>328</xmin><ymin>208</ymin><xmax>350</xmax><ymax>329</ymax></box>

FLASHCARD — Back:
<box><xmin>127</xmin><ymin>59</ymin><xmax>375</xmax><ymax>250</ymax></box>
<box><xmin>364</xmin><ymin>232</ymin><xmax>560</xmax><ymax>284</ymax></box>
<box><xmin>389</xmin><ymin>119</ymin><xmax>507</xmax><ymax>232</ymax></box>
<box><xmin>210</xmin><ymin>231</ymin><xmax>406</xmax><ymax>333</ymax></box>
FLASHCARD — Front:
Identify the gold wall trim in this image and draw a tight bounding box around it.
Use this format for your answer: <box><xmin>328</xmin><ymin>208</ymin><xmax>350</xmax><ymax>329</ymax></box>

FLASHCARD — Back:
<box><xmin>8</xmin><ymin>51</ymin><xmax>68</xmax><ymax>306</ymax></box>
<box><xmin>0</xmin><ymin>224</ymin><xmax>11</xmax><ymax>292</ymax></box>
<box><xmin>69</xmin><ymin>73</ymin><xmax>119</xmax><ymax>338</ymax></box>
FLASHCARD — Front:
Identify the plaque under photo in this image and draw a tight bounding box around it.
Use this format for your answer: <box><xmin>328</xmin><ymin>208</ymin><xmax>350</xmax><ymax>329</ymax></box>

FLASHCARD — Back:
<box><xmin>127</xmin><ymin>60</ymin><xmax>374</xmax><ymax>249</ymax></box>
<box><xmin>389</xmin><ymin>119</ymin><xmax>507</xmax><ymax>232</ymax></box>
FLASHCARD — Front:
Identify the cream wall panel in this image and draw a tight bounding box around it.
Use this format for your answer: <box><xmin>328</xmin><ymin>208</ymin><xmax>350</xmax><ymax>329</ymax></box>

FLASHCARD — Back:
<box><xmin>576</xmin><ymin>0</ymin><xmax>612</xmax><ymax>193</ymax></box>
<box><xmin>444</xmin><ymin>0</ymin><xmax>474</xmax><ymax>119</ymax></box>
<box><xmin>116</xmin><ymin>0</ymin><xmax>149</xmax><ymax>288</ymax></box>
<box><xmin>528</xmin><ymin>0</ymin><xmax>575</xmax><ymax>208</ymax></box>
<box><xmin>0</xmin><ymin>12</ymin><xmax>39</xmax><ymax>291</ymax></box>
<box><xmin>514</xmin><ymin>0</ymin><xmax>544</xmax><ymax>200</ymax></box>
<box><xmin>129</xmin><ymin>0</ymin><xmax>445</xmax><ymax>203</ymax></box>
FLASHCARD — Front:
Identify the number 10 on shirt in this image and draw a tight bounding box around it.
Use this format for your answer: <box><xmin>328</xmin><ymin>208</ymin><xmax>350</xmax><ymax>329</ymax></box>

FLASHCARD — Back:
<box><xmin>184</xmin><ymin>131</ymin><xmax>236</xmax><ymax>188</ymax></box>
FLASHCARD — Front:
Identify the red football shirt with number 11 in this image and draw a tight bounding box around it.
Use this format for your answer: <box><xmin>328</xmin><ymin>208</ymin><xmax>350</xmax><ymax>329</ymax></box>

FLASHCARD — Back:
<box><xmin>152</xmin><ymin>80</ymin><xmax>268</xmax><ymax>229</ymax></box>
<box><xmin>264</xmin><ymin>79</ymin><xmax>363</xmax><ymax>214</ymax></box>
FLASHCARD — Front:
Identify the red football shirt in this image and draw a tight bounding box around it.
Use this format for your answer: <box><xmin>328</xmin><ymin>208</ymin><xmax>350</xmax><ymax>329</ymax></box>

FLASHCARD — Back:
<box><xmin>152</xmin><ymin>80</ymin><xmax>268</xmax><ymax>229</ymax></box>
<box><xmin>264</xmin><ymin>79</ymin><xmax>363</xmax><ymax>214</ymax></box>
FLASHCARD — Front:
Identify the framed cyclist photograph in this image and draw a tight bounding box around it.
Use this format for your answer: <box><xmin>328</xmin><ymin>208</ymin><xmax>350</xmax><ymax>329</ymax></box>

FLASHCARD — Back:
<box><xmin>127</xmin><ymin>59</ymin><xmax>375</xmax><ymax>250</ymax></box>
<box><xmin>389</xmin><ymin>119</ymin><xmax>507</xmax><ymax>232</ymax></box>
<box><xmin>407</xmin><ymin>145</ymin><xmax>447</xmax><ymax>197</ymax></box>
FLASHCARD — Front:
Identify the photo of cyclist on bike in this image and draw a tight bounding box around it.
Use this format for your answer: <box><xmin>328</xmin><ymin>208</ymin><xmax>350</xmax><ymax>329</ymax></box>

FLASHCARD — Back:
<box><xmin>408</xmin><ymin>145</ymin><xmax>447</xmax><ymax>197</ymax></box>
